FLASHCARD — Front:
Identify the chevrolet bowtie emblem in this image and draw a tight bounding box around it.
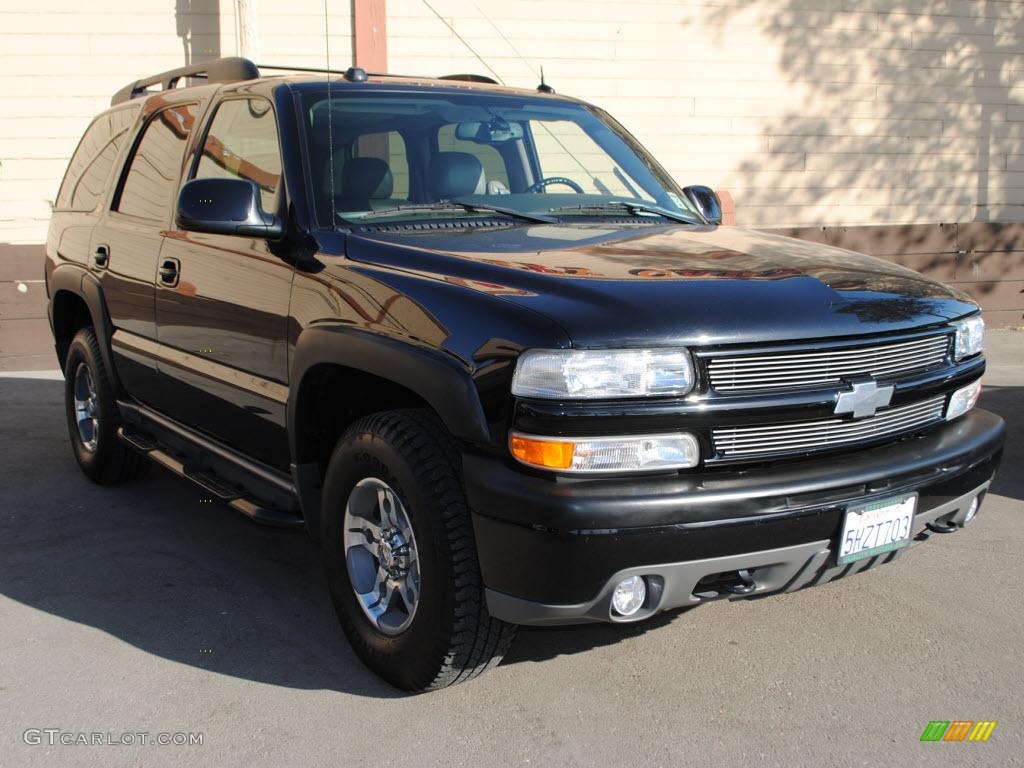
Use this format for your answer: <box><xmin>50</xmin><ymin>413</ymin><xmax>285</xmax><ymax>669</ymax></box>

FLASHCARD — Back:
<box><xmin>834</xmin><ymin>379</ymin><xmax>894</xmax><ymax>419</ymax></box>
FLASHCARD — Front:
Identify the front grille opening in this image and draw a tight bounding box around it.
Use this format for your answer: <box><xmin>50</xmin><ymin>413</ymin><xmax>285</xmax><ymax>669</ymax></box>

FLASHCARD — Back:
<box><xmin>710</xmin><ymin>395</ymin><xmax>946</xmax><ymax>462</ymax></box>
<box><xmin>707</xmin><ymin>333</ymin><xmax>952</xmax><ymax>393</ymax></box>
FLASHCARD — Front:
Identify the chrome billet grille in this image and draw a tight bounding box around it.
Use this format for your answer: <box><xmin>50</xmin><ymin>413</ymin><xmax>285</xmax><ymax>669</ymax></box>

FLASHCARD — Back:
<box><xmin>707</xmin><ymin>334</ymin><xmax>951</xmax><ymax>392</ymax></box>
<box><xmin>711</xmin><ymin>395</ymin><xmax>946</xmax><ymax>459</ymax></box>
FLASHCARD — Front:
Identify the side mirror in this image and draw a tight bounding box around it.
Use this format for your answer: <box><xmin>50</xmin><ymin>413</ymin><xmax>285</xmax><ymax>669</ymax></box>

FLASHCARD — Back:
<box><xmin>682</xmin><ymin>185</ymin><xmax>723</xmax><ymax>225</ymax></box>
<box><xmin>177</xmin><ymin>178</ymin><xmax>284</xmax><ymax>238</ymax></box>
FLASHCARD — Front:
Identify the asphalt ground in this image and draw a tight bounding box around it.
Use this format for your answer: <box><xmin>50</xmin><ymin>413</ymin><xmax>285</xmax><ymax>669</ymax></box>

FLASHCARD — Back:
<box><xmin>0</xmin><ymin>331</ymin><xmax>1021</xmax><ymax>767</ymax></box>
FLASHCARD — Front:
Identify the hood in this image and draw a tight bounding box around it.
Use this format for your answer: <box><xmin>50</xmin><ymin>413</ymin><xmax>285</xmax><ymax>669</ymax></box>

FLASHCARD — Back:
<box><xmin>344</xmin><ymin>222</ymin><xmax>977</xmax><ymax>347</ymax></box>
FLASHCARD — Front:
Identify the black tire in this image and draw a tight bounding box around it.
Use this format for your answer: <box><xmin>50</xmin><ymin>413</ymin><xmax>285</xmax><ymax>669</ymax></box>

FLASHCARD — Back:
<box><xmin>321</xmin><ymin>409</ymin><xmax>516</xmax><ymax>691</ymax></box>
<box><xmin>64</xmin><ymin>327</ymin><xmax>149</xmax><ymax>485</ymax></box>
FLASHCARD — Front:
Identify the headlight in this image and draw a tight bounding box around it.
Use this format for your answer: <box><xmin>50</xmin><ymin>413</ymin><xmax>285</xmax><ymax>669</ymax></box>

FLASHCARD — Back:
<box><xmin>509</xmin><ymin>432</ymin><xmax>700</xmax><ymax>473</ymax></box>
<box><xmin>511</xmin><ymin>348</ymin><xmax>695</xmax><ymax>399</ymax></box>
<box><xmin>953</xmin><ymin>314</ymin><xmax>985</xmax><ymax>360</ymax></box>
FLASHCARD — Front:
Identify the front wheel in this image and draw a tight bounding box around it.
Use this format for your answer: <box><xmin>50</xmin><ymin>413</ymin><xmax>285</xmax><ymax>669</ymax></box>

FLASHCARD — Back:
<box><xmin>321</xmin><ymin>409</ymin><xmax>516</xmax><ymax>691</ymax></box>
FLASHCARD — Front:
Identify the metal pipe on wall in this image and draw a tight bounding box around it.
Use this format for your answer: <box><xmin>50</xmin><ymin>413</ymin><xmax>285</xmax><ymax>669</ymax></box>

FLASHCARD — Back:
<box><xmin>237</xmin><ymin>0</ymin><xmax>261</xmax><ymax>62</ymax></box>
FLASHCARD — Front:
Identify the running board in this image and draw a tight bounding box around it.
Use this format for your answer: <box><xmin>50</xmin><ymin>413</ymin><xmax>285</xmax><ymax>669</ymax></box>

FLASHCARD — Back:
<box><xmin>116</xmin><ymin>402</ymin><xmax>304</xmax><ymax>529</ymax></box>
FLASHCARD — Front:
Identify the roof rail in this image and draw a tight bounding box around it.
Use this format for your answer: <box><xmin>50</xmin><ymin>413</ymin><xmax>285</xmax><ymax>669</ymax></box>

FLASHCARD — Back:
<box><xmin>258</xmin><ymin>65</ymin><xmax>500</xmax><ymax>86</ymax></box>
<box><xmin>259</xmin><ymin>64</ymin><xmax>380</xmax><ymax>82</ymax></box>
<box><xmin>111</xmin><ymin>57</ymin><xmax>260</xmax><ymax>106</ymax></box>
<box><xmin>439</xmin><ymin>74</ymin><xmax>500</xmax><ymax>85</ymax></box>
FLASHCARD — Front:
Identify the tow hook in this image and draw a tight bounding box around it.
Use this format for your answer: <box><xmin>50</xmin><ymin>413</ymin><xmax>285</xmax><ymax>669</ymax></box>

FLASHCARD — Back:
<box><xmin>926</xmin><ymin>519</ymin><xmax>960</xmax><ymax>534</ymax></box>
<box><xmin>724</xmin><ymin>569</ymin><xmax>757</xmax><ymax>595</ymax></box>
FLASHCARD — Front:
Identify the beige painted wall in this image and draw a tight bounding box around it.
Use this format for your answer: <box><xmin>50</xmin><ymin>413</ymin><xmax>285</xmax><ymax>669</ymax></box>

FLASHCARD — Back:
<box><xmin>389</xmin><ymin>0</ymin><xmax>1024</xmax><ymax>229</ymax></box>
<box><xmin>2</xmin><ymin>0</ymin><xmax>1023</xmax><ymax>245</ymax></box>
<box><xmin>0</xmin><ymin>0</ymin><xmax>352</xmax><ymax>245</ymax></box>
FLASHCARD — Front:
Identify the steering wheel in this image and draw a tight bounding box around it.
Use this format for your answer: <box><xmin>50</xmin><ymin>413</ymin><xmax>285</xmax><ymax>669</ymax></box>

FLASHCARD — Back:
<box><xmin>525</xmin><ymin>176</ymin><xmax>585</xmax><ymax>193</ymax></box>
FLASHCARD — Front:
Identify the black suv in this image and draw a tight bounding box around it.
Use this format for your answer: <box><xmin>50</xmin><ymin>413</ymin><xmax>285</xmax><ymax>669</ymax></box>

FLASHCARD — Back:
<box><xmin>46</xmin><ymin>58</ymin><xmax>1005</xmax><ymax>691</ymax></box>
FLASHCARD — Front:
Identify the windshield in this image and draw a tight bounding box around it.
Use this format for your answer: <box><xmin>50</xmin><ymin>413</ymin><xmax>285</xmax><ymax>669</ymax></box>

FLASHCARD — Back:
<box><xmin>300</xmin><ymin>88</ymin><xmax>700</xmax><ymax>225</ymax></box>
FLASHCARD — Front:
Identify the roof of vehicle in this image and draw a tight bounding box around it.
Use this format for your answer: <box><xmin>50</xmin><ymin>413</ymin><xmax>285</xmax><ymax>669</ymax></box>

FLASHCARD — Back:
<box><xmin>281</xmin><ymin>74</ymin><xmax>576</xmax><ymax>100</ymax></box>
<box><xmin>111</xmin><ymin>57</ymin><xmax>578</xmax><ymax>107</ymax></box>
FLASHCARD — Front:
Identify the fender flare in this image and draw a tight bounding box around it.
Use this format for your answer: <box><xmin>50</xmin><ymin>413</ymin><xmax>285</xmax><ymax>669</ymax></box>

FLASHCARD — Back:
<box><xmin>288</xmin><ymin>326</ymin><xmax>492</xmax><ymax>541</ymax></box>
<box><xmin>48</xmin><ymin>264</ymin><xmax>121</xmax><ymax>390</ymax></box>
<box><xmin>288</xmin><ymin>325</ymin><xmax>491</xmax><ymax>452</ymax></box>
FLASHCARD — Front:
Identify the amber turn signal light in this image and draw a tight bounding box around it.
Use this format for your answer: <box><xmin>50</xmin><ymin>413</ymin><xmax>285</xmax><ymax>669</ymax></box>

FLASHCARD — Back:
<box><xmin>509</xmin><ymin>435</ymin><xmax>575</xmax><ymax>470</ymax></box>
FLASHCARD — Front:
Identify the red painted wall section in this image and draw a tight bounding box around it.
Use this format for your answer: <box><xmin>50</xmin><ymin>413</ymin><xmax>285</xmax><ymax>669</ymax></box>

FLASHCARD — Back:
<box><xmin>352</xmin><ymin>0</ymin><xmax>387</xmax><ymax>72</ymax></box>
<box><xmin>718</xmin><ymin>190</ymin><xmax>736</xmax><ymax>225</ymax></box>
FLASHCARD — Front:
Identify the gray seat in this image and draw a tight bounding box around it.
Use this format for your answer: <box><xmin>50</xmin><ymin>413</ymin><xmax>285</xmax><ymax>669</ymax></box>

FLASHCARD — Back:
<box><xmin>430</xmin><ymin>152</ymin><xmax>485</xmax><ymax>199</ymax></box>
<box><xmin>324</xmin><ymin>156</ymin><xmax>394</xmax><ymax>212</ymax></box>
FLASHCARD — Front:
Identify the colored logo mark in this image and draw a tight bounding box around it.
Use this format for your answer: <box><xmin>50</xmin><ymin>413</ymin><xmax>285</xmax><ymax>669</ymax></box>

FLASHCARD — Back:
<box><xmin>920</xmin><ymin>720</ymin><xmax>997</xmax><ymax>742</ymax></box>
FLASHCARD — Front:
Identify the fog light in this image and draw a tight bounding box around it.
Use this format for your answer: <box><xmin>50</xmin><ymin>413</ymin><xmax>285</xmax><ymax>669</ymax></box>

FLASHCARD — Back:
<box><xmin>964</xmin><ymin>497</ymin><xmax>979</xmax><ymax>524</ymax></box>
<box><xmin>611</xmin><ymin>576</ymin><xmax>646</xmax><ymax>617</ymax></box>
<box><xmin>946</xmin><ymin>380</ymin><xmax>981</xmax><ymax>421</ymax></box>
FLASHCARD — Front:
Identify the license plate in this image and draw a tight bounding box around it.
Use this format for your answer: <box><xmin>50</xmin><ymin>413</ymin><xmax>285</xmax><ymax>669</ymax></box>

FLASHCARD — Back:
<box><xmin>838</xmin><ymin>494</ymin><xmax>917</xmax><ymax>565</ymax></box>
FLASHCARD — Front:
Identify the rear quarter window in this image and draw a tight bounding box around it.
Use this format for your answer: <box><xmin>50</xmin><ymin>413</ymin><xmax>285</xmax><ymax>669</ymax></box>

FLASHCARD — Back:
<box><xmin>55</xmin><ymin>106</ymin><xmax>139</xmax><ymax>211</ymax></box>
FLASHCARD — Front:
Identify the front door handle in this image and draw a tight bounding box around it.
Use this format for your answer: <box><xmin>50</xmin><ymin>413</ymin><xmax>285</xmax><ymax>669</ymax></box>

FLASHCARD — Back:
<box><xmin>92</xmin><ymin>244</ymin><xmax>110</xmax><ymax>269</ymax></box>
<box><xmin>158</xmin><ymin>257</ymin><xmax>180</xmax><ymax>287</ymax></box>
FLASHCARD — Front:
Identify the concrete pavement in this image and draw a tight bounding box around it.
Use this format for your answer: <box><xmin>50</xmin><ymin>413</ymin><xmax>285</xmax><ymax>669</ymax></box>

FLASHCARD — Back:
<box><xmin>1</xmin><ymin>332</ymin><xmax>1021</xmax><ymax>767</ymax></box>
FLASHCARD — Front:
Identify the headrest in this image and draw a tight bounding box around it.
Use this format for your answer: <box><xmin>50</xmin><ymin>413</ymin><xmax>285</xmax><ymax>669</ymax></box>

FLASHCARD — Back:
<box><xmin>339</xmin><ymin>157</ymin><xmax>393</xmax><ymax>202</ymax></box>
<box><xmin>430</xmin><ymin>152</ymin><xmax>485</xmax><ymax>199</ymax></box>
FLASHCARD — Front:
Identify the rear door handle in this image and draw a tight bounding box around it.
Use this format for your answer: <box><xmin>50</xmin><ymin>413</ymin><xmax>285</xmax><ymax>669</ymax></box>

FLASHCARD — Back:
<box><xmin>158</xmin><ymin>257</ymin><xmax>180</xmax><ymax>287</ymax></box>
<box><xmin>92</xmin><ymin>244</ymin><xmax>110</xmax><ymax>269</ymax></box>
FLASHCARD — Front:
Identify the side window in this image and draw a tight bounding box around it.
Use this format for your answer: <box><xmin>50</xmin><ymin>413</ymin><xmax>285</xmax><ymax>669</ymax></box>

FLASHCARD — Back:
<box><xmin>354</xmin><ymin>131</ymin><xmax>409</xmax><ymax>200</ymax></box>
<box><xmin>529</xmin><ymin>119</ymin><xmax>636</xmax><ymax>196</ymax></box>
<box><xmin>438</xmin><ymin>124</ymin><xmax>509</xmax><ymax>187</ymax></box>
<box><xmin>55</xmin><ymin>107</ymin><xmax>138</xmax><ymax>211</ymax></box>
<box><xmin>116</xmin><ymin>104</ymin><xmax>197</xmax><ymax>220</ymax></box>
<box><xmin>195</xmin><ymin>99</ymin><xmax>282</xmax><ymax>211</ymax></box>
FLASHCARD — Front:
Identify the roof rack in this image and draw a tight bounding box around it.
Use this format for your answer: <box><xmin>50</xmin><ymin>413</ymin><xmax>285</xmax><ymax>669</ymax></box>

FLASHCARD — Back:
<box><xmin>111</xmin><ymin>57</ymin><xmax>260</xmax><ymax>106</ymax></box>
<box><xmin>110</xmin><ymin>59</ymin><xmax>503</xmax><ymax>105</ymax></box>
<box><xmin>260</xmin><ymin>64</ymin><xmax>499</xmax><ymax>85</ymax></box>
<box><xmin>259</xmin><ymin>64</ymin><xmax>384</xmax><ymax>82</ymax></box>
<box><xmin>439</xmin><ymin>74</ymin><xmax>500</xmax><ymax>85</ymax></box>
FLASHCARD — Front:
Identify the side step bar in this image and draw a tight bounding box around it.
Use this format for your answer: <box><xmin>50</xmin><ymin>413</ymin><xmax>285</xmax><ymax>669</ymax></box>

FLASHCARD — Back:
<box><xmin>116</xmin><ymin>401</ymin><xmax>304</xmax><ymax>529</ymax></box>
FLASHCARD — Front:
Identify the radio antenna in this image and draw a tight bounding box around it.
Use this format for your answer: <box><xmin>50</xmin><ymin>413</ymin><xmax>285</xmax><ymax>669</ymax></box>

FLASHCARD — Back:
<box><xmin>324</xmin><ymin>0</ymin><xmax>336</xmax><ymax>226</ymax></box>
<box><xmin>464</xmin><ymin>1</ymin><xmax>586</xmax><ymax>179</ymax></box>
<box><xmin>538</xmin><ymin>66</ymin><xmax>554</xmax><ymax>94</ymax></box>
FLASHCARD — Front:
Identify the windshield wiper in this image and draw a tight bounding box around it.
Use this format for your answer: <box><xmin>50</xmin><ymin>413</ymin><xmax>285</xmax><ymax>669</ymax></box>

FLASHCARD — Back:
<box><xmin>548</xmin><ymin>201</ymin><xmax>699</xmax><ymax>225</ymax></box>
<box><xmin>355</xmin><ymin>200</ymin><xmax>555</xmax><ymax>224</ymax></box>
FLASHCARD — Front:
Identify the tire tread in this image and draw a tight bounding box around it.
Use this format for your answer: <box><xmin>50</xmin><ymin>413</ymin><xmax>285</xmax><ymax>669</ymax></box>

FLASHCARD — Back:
<box><xmin>335</xmin><ymin>409</ymin><xmax>516</xmax><ymax>691</ymax></box>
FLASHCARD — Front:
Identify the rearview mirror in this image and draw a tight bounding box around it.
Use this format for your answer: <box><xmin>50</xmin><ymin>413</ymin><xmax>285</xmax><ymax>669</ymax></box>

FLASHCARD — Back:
<box><xmin>682</xmin><ymin>185</ymin><xmax>722</xmax><ymax>225</ymax></box>
<box><xmin>177</xmin><ymin>178</ymin><xmax>284</xmax><ymax>238</ymax></box>
<box><xmin>455</xmin><ymin>118</ymin><xmax>524</xmax><ymax>144</ymax></box>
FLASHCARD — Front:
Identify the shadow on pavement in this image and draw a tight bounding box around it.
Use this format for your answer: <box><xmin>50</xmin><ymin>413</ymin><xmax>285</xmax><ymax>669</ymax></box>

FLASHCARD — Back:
<box><xmin>978</xmin><ymin>385</ymin><xmax>1022</xmax><ymax>502</ymax></box>
<box><xmin>0</xmin><ymin>376</ymin><xmax>399</xmax><ymax>699</ymax></box>
<box><xmin>1</xmin><ymin>376</ymin><xmax>1020</xmax><ymax>694</ymax></box>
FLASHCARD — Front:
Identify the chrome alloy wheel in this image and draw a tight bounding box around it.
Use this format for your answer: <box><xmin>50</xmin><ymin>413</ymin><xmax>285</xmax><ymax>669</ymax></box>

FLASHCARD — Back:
<box><xmin>343</xmin><ymin>478</ymin><xmax>421</xmax><ymax>635</ymax></box>
<box><xmin>73</xmin><ymin>362</ymin><xmax>99</xmax><ymax>452</ymax></box>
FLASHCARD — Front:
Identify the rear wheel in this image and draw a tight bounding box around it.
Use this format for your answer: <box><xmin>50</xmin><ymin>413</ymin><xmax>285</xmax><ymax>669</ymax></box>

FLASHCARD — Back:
<box><xmin>321</xmin><ymin>409</ymin><xmax>516</xmax><ymax>691</ymax></box>
<box><xmin>63</xmin><ymin>327</ymin><xmax>148</xmax><ymax>484</ymax></box>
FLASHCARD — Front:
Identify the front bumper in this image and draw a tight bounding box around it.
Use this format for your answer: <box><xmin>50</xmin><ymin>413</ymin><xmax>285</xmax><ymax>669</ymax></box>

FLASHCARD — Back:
<box><xmin>465</xmin><ymin>409</ymin><xmax>1005</xmax><ymax>626</ymax></box>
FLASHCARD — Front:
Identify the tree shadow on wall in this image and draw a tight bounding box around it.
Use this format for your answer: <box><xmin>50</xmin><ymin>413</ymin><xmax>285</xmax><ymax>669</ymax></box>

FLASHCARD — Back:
<box><xmin>696</xmin><ymin>1</ymin><xmax>1023</xmax><ymax>304</ymax></box>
